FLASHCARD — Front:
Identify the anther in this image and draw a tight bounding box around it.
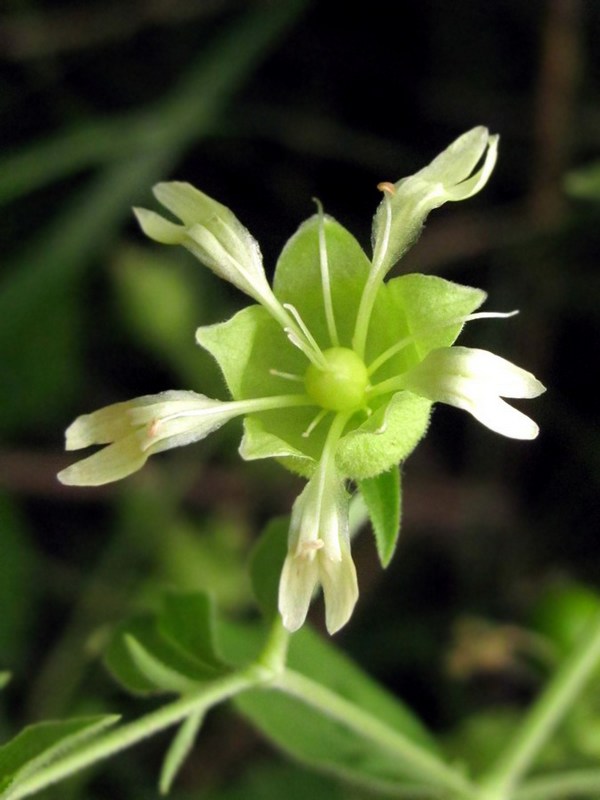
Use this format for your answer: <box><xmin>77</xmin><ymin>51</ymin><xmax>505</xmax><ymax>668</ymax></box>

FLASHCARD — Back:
<box><xmin>377</xmin><ymin>181</ymin><xmax>396</xmax><ymax>195</ymax></box>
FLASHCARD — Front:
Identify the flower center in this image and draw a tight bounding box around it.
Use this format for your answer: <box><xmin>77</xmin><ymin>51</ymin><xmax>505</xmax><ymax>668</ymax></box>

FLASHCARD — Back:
<box><xmin>304</xmin><ymin>347</ymin><xmax>369</xmax><ymax>412</ymax></box>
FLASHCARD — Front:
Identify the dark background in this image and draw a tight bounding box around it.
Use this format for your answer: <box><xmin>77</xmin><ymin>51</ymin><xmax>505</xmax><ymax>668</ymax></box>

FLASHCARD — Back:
<box><xmin>1</xmin><ymin>1</ymin><xmax>599</xmax><ymax>797</ymax></box>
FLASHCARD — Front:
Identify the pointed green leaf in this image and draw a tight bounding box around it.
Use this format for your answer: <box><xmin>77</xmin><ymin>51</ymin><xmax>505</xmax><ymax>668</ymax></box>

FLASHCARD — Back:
<box><xmin>159</xmin><ymin>710</ymin><xmax>204</xmax><ymax>795</ymax></box>
<box><xmin>358</xmin><ymin>466</ymin><xmax>401</xmax><ymax>567</ymax></box>
<box><xmin>273</xmin><ymin>215</ymin><xmax>371</xmax><ymax>350</ymax></box>
<box><xmin>0</xmin><ymin>716</ymin><xmax>118</xmax><ymax>795</ymax></box>
<box><xmin>249</xmin><ymin>517</ymin><xmax>289</xmax><ymax>618</ymax></box>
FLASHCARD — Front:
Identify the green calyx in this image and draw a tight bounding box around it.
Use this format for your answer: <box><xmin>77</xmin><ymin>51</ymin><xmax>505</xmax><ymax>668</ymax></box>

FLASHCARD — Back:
<box><xmin>304</xmin><ymin>347</ymin><xmax>369</xmax><ymax>412</ymax></box>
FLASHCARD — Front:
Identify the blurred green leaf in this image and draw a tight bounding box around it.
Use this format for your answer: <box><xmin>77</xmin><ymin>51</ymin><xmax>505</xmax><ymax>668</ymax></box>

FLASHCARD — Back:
<box><xmin>249</xmin><ymin>517</ymin><xmax>289</xmax><ymax>619</ymax></box>
<box><xmin>565</xmin><ymin>162</ymin><xmax>600</xmax><ymax>200</ymax></box>
<box><xmin>358</xmin><ymin>466</ymin><xmax>401</xmax><ymax>567</ymax></box>
<box><xmin>207</xmin><ymin>760</ymin><xmax>346</xmax><ymax>800</ymax></box>
<box><xmin>229</xmin><ymin>624</ymin><xmax>439</xmax><ymax>791</ymax></box>
<box><xmin>123</xmin><ymin>635</ymin><xmax>203</xmax><ymax>694</ymax></box>
<box><xmin>111</xmin><ymin>245</ymin><xmax>225</xmax><ymax>389</ymax></box>
<box><xmin>0</xmin><ymin>0</ymin><xmax>308</xmax><ymax>433</ymax></box>
<box><xmin>0</xmin><ymin>716</ymin><xmax>118</xmax><ymax>796</ymax></box>
<box><xmin>158</xmin><ymin>591</ymin><xmax>225</xmax><ymax>672</ymax></box>
<box><xmin>104</xmin><ymin>593</ymin><xmax>226</xmax><ymax>696</ymax></box>
<box><xmin>0</xmin><ymin>675</ymin><xmax>10</xmax><ymax>692</ymax></box>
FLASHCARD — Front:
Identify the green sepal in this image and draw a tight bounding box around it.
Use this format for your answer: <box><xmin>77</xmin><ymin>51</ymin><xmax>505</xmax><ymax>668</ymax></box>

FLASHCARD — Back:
<box><xmin>104</xmin><ymin>593</ymin><xmax>226</xmax><ymax>696</ymax></box>
<box><xmin>337</xmin><ymin>392</ymin><xmax>432</xmax><ymax>480</ymax></box>
<box><xmin>0</xmin><ymin>716</ymin><xmax>119</xmax><ymax>795</ymax></box>
<box><xmin>365</xmin><ymin>273</ymin><xmax>486</xmax><ymax>379</ymax></box>
<box><xmin>239</xmin><ymin>416</ymin><xmax>315</xmax><ymax>477</ymax></box>
<box><xmin>273</xmin><ymin>214</ymin><xmax>371</xmax><ymax>349</ymax></box>
<box><xmin>197</xmin><ymin>306</ymin><xmax>326</xmax><ymax>467</ymax></box>
<box><xmin>249</xmin><ymin>516</ymin><xmax>289</xmax><ymax>619</ymax></box>
<box><xmin>358</xmin><ymin>466</ymin><xmax>401</xmax><ymax>567</ymax></box>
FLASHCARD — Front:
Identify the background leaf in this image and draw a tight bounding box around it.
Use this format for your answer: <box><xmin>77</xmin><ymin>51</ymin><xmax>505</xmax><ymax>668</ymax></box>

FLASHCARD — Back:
<box><xmin>249</xmin><ymin>517</ymin><xmax>289</xmax><ymax>619</ymax></box>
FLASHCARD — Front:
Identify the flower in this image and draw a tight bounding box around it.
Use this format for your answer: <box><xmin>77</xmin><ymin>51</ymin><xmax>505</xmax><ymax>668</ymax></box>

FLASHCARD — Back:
<box><xmin>58</xmin><ymin>391</ymin><xmax>310</xmax><ymax>486</ymax></box>
<box><xmin>278</xmin><ymin>459</ymin><xmax>358</xmax><ymax>634</ymax></box>
<box><xmin>59</xmin><ymin>127</ymin><xmax>545</xmax><ymax>634</ymax></box>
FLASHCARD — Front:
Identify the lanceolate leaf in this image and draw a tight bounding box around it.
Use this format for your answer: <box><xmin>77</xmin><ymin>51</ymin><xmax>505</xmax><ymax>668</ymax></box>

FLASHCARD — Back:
<box><xmin>0</xmin><ymin>716</ymin><xmax>118</xmax><ymax>796</ymax></box>
<box><xmin>104</xmin><ymin>593</ymin><xmax>226</xmax><ymax>696</ymax></box>
<box><xmin>159</xmin><ymin>710</ymin><xmax>204</xmax><ymax>795</ymax></box>
<box><xmin>358</xmin><ymin>466</ymin><xmax>401</xmax><ymax>567</ymax></box>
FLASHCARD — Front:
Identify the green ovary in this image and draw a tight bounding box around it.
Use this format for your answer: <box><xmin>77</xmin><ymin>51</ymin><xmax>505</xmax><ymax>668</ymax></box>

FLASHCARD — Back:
<box><xmin>304</xmin><ymin>347</ymin><xmax>369</xmax><ymax>412</ymax></box>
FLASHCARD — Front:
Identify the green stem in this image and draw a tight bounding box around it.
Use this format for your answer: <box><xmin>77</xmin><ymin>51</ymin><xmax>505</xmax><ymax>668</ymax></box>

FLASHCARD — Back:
<box><xmin>274</xmin><ymin>669</ymin><xmax>477</xmax><ymax>798</ymax></box>
<box><xmin>479</xmin><ymin>609</ymin><xmax>600</xmax><ymax>800</ymax></box>
<box><xmin>4</xmin><ymin>668</ymin><xmax>265</xmax><ymax>800</ymax></box>
<box><xmin>257</xmin><ymin>615</ymin><xmax>290</xmax><ymax>674</ymax></box>
<box><xmin>514</xmin><ymin>770</ymin><xmax>600</xmax><ymax>800</ymax></box>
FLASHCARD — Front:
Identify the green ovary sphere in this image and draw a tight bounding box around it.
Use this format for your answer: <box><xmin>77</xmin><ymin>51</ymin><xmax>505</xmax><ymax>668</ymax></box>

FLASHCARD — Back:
<box><xmin>304</xmin><ymin>347</ymin><xmax>369</xmax><ymax>412</ymax></box>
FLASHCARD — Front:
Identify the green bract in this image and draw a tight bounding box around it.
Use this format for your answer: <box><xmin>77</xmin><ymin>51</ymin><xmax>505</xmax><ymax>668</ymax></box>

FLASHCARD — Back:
<box><xmin>58</xmin><ymin>127</ymin><xmax>545</xmax><ymax>634</ymax></box>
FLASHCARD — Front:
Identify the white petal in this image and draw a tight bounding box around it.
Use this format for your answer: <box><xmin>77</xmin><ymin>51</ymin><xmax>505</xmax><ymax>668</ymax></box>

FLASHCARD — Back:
<box><xmin>278</xmin><ymin>553</ymin><xmax>319</xmax><ymax>633</ymax></box>
<box><xmin>465</xmin><ymin>394</ymin><xmax>541</xmax><ymax>440</ymax></box>
<box><xmin>65</xmin><ymin>401</ymin><xmax>137</xmax><ymax>450</ymax></box>
<box><xmin>438</xmin><ymin>347</ymin><xmax>546</xmax><ymax>398</ymax></box>
<box><xmin>319</xmin><ymin>546</ymin><xmax>359</xmax><ymax>634</ymax></box>
<box><xmin>444</xmin><ymin>135</ymin><xmax>499</xmax><ymax>200</ymax></box>
<box><xmin>153</xmin><ymin>182</ymin><xmax>232</xmax><ymax>228</ymax></box>
<box><xmin>422</xmin><ymin>126</ymin><xmax>492</xmax><ymax>185</ymax></box>
<box><xmin>58</xmin><ymin>432</ymin><xmax>148</xmax><ymax>486</ymax></box>
<box><xmin>133</xmin><ymin>208</ymin><xmax>186</xmax><ymax>245</ymax></box>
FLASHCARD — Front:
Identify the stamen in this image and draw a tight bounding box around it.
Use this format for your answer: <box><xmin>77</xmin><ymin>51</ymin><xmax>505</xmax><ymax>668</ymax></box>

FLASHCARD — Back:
<box><xmin>373</xmin><ymin>183</ymin><xmax>393</xmax><ymax>272</ymax></box>
<box><xmin>302</xmin><ymin>408</ymin><xmax>329</xmax><ymax>438</ymax></box>
<box><xmin>367</xmin><ymin>310</ymin><xmax>519</xmax><ymax>377</ymax></box>
<box><xmin>283</xmin><ymin>303</ymin><xmax>328</xmax><ymax>369</ymax></box>
<box><xmin>296</xmin><ymin>538</ymin><xmax>324</xmax><ymax>560</ymax></box>
<box><xmin>352</xmin><ymin>184</ymin><xmax>394</xmax><ymax>357</ymax></box>
<box><xmin>313</xmin><ymin>198</ymin><xmax>340</xmax><ymax>347</ymax></box>
<box><xmin>269</xmin><ymin>369</ymin><xmax>303</xmax><ymax>382</ymax></box>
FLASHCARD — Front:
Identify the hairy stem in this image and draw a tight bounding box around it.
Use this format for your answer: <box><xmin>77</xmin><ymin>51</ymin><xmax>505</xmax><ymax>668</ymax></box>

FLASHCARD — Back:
<box><xmin>4</xmin><ymin>668</ymin><xmax>265</xmax><ymax>800</ymax></box>
<box><xmin>479</xmin><ymin>609</ymin><xmax>600</xmax><ymax>800</ymax></box>
<box><xmin>274</xmin><ymin>668</ymin><xmax>477</xmax><ymax>798</ymax></box>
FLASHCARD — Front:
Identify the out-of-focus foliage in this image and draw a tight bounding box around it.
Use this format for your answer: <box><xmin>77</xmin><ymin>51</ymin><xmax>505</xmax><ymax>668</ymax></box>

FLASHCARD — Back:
<box><xmin>1</xmin><ymin>0</ymin><xmax>599</xmax><ymax>798</ymax></box>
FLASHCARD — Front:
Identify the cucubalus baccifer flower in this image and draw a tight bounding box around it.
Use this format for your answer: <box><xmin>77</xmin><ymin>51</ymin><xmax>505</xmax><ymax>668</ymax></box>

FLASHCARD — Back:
<box><xmin>58</xmin><ymin>126</ymin><xmax>545</xmax><ymax>634</ymax></box>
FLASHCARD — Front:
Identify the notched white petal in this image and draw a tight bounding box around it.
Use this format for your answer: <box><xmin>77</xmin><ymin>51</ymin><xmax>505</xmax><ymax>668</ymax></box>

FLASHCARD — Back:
<box><xmin>59</xmin><ymin>392</ymin><xmax>244</xmax><ymax>487</ymax></box>
<box><xmin>371</xmin><ymin>127</ymin><xmax>499</xmax><ymax>275</ymax></box>
<box><xmin>58</xmin><ymin>432</ymin><xmax>148</xmax><ymax>486</ymax></box>
<box><xmin>402</xmin><ymin>346</ymin><xmax>545</xmax><ymax>441</ymax></box>
<box><xmin>320</xmin><ymin>546</ymin><xmax>359</xmax><ymax>634</ymax></box>
<box><xmin>278</xmin><ymin>553</ymin><xmax>319</xmax><ymax>633</ymax></box>
<box><xmin>133</xmin><ymin>208</ymin><xmax>186</xmax><ymax>245</ymax></box>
